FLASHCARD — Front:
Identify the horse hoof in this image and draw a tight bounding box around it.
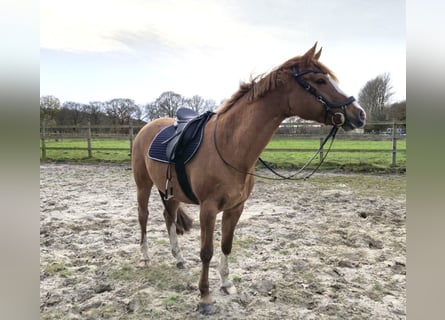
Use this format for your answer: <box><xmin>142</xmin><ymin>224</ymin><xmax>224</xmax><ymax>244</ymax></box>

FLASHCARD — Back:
<box><xmin>197</xmin><ymin>302</ymin><xmax>216</xmax><ymax>315</ymax></box>
<box><xmin>176</xmin><ymin>261</ymin><xmax>185</xmax><ymax>269</ymax></box>
<box><xmin>138</xmin><ymin>259</ymin><xmax>149</xmax><ymax>268</ymax></box>
<box><xmin>220</xmin><ymin>285</ymin><xmax>237</xmax><ymax>295</ymax></box>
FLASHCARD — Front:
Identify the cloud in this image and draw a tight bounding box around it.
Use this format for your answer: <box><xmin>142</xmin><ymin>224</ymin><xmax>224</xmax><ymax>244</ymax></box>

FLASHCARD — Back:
<box><xmin>41</xmin><ymin>1</ymin><xmax>236</xmax><ymax>52</ymax></box>
<box><xmin>40</xmin><ymin>0</ymin><xmax>405</xmax><ymax>102</ymax></box>
<box><xmin>41</xmin><ymin>0</ymin><xmax>148</xmax><ymax>52</ymax></box>
<box><xmin>40</xmin><ymin>0</ymin><xmax>301</xmax><ymax>56</ymax></box>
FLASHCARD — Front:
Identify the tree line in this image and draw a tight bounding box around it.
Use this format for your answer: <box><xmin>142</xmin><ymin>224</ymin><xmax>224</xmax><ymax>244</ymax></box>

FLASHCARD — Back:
<box><xmin>40</xmin><ymin>91</ymin><xmax>219</xmax><ymax>127</ymax></box>
<box><xmin>41</xmin><ymin>73</ymin><xmax>405</xmax><ymax>131</ymax></box>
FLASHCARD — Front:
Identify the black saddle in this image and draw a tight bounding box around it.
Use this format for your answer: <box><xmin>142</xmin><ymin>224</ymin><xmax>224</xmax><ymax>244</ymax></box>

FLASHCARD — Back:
<box><xmin>177</xmin><ymin>108</ymin><xmax>199</xmax><ymax>121</ymax></box>
<box><xmin>165</xmin><ymin>108</ymin><xmax>212</xmax><ymax>162</ymax></box>
<box><xmin>148</xmin><ymin>108</ymin><xmax>215</xmax><ymax>203</ymax></box>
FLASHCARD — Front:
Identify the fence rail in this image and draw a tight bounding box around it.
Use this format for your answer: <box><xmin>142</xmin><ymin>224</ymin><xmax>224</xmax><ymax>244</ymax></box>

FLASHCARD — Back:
<box><xmin>40</xmin><ymin>121</ymin><xmax>406</xmax><ymax>167</ymax></box>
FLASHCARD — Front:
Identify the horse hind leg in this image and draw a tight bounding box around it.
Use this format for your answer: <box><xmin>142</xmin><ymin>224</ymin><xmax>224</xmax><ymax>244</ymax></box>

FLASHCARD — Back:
<box><xmin>136</xmin><ymin>183</ymin><xmax>152</xmax><ymax>267</ymax></box>
<box><xmin>160</xmin><ymin>195</ymin><xmax>192</xmax><ymax>269</ymax></box>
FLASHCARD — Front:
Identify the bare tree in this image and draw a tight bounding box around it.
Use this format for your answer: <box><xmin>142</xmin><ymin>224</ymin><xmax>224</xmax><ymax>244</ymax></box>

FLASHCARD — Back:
<box><xmin>59</xmin><ymin>101</ymin><xmax>85</xmax><ymax>126</ymax></box>
<box><xmin>387</xmin><ymin>100</ymin><xmax>406</xmax><ymax>122</ymax></box>
<box><xmin>203</xmin><ymin>98</ymin><xmax>218</xmax><ymax>112</ymax></box>
<box><xmin>182</xmin><ymin>95</ymin><xmax>218</xmax><ymax>113</ymax></box>
<box><xmin>358</xmin><ymin>73</ymin><xmax>394</xmax><ymax>121</ymax></box>
<box><xmin>145</xmin><ymin>91</ymin><xmax>183</xmax><ymax>120</ymax></box>
<box><xmin>183</xmin><ymin>95</ymin><xmax>205</xmax><ymax>113</ymax></box>
<box><xmin>84</xmin><ymin>101</ymin><xmax>105</xmax><ymax>125</ymax></box>
<box><xmin>40</xmin><ymin>95</ymin><xmax>60</xmax><ymax>124</ymax></box>
<box><xmin>105</xmin><ymin>98</ymin><xmax>137</xmax><ymax>125</ymax></box>
<box><xmin>131</xmin><ymin>104</ymin><xmax>144</xmax><ymax>123</ymax></box>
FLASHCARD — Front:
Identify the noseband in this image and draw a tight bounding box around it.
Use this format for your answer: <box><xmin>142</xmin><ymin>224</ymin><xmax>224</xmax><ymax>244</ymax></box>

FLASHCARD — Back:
<box><xmin>292</xmin><ymin>67</ymin><xmax>355</xmax><ymax>127</ymax></box>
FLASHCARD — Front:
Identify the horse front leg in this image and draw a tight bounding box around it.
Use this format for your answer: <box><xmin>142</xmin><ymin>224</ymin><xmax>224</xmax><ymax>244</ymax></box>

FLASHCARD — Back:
<box><xmin>218</xmin><ymin>202</ymin><xmax>244</xmax><ymax>295</ymax></box>
<box><xmin>197</xmin><ymin>204</ymin><xmax>217</xmax><ymax>314</ymax></box>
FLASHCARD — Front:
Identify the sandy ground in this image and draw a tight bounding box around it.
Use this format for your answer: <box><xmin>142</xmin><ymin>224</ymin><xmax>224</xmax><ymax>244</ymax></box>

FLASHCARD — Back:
<box><xmin>40</xmin><ymin>163</ymin><xmax>406</xmax><ymax>319</ymax></box>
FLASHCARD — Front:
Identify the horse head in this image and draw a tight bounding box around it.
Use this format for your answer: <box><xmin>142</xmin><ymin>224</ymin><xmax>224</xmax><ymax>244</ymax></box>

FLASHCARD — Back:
<box><xmin>283</xmin><ymin>43</ymin><xmax>366</xmax><ymax>131</ymax></box>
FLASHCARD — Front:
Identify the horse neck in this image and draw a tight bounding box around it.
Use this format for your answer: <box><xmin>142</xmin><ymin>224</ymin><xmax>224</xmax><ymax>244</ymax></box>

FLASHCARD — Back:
<box><xmin>216</xmin><ymin>93</ymin><xmax>287</xmax><ymax>170</ymax></box>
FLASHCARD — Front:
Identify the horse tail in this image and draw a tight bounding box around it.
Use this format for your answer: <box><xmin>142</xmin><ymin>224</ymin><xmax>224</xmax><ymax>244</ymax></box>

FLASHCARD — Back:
<box><xmin>158</xmin><ymin>190</ymin><xmax>193</xmax><ymax>235</ymax></box>
<box><xmin>175</xmin><ymin>206</ymin><xmax>193</xmax><ymax>235</ymax></box>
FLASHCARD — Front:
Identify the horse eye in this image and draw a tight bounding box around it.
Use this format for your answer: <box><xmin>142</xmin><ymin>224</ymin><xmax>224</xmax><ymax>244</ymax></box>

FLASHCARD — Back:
<box><xmin>316</xmin><ymin>78</ymin><xmax>327</xmax><ymax>85</ymax></box>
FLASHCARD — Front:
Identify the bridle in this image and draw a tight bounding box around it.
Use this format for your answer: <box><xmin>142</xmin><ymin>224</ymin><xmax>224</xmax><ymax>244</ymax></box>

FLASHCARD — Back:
<box><xmin>292</xmin><ymin>67</ymin><xmax>356</xmax><ymax>127</ymax></box>
<box><xmin>213</xmin><ymin>66</ymin><xmax>357</xmax><ymax>180</ymax></box>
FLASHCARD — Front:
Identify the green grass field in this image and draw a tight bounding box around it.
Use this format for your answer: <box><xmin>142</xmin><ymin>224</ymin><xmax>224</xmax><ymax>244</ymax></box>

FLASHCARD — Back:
<box><xmin>40</xmin><ymin>137</ymin><xmax>406</xmax><ymax>172</ymax></box>
<box><xmin>263</xmin><ymin>137</ymin><xmax>406</xmax><ymax>172</ymax></box>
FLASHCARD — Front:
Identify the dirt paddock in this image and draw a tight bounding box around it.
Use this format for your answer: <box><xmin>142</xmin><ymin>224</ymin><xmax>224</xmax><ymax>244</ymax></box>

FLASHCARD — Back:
<box><xmin>40</xmin><ymin>163</ymin><xmax>406</xmax><ymax>319</ymax></box>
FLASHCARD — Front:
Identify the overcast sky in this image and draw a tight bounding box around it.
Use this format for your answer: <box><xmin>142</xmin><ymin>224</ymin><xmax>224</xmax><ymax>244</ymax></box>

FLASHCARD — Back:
<box><xmin>40</xmin><ymin>0</ymin><xmax>405</xmax><ymax>106</ymax></box>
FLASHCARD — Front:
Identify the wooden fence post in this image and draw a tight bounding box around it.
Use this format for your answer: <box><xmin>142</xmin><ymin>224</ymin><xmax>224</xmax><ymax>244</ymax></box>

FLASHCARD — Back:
<box><xmin>87</xmin><ymin>122</ymin><xmax>93</xmax><ymax>158</ymax></box>
<box><xmin>391</xmin><ymin>120</ymin><xmax>397</xmax><ymax>167</ymax></box>
<box><xmin>129</xmin><ymin>121</ymin><xmax>133</xmax><ymax>157</ymax></box>
<box><xmin>41</xmin><ymin>120</ymin><xmax>47</xmax><ymax>160</ymax></box>
<box><xmin>319</xmin><ymin>137</ymin><xmax>324</xmax><ymax>164</ymax></box>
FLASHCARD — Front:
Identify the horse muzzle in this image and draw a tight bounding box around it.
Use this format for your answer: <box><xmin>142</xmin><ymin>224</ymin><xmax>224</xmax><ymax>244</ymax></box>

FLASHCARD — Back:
<box><xmin>341</xmin><ymin>108</ymin><xmax>366</xmax><ymax>131</ymax></box>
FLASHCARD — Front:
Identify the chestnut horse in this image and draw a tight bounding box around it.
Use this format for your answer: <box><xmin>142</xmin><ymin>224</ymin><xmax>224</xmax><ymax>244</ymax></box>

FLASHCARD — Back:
<box><xmin>131</xmin><ymin>43</ymin><xmax>366</xmax><ymax>314</ymax></box>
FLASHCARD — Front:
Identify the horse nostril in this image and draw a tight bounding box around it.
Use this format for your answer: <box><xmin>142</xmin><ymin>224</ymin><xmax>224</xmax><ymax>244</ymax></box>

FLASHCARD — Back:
<box><xmin>359</xmin><ymin>110</ymin><xmax>366</xmax><ymax>121</ymax></box>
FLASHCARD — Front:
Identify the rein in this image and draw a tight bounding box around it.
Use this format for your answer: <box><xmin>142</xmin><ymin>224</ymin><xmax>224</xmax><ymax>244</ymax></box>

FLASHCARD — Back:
<box><xmin>213</xmin><ymin>113</ymin><xmax>339</xmax><ymax>181</ymax></box>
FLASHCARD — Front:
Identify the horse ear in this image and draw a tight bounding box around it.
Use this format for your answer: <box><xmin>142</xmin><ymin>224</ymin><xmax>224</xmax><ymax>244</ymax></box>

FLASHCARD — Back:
<box><xmin>314</xmin><ymin>47</ymin><xmax>322</xmax><ymax>60</ymax></box>
<box><xmin>302</xmin><ymin>42</ymin><xmax>318</xmax><ymax>63</ymax></box>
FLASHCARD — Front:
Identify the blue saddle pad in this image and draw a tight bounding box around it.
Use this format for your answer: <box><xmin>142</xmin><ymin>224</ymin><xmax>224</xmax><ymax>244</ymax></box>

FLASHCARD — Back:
<box><xmin>148</xmin><ymin>124</ymin><xmax>204</xmax><ymax>164</ymax></box>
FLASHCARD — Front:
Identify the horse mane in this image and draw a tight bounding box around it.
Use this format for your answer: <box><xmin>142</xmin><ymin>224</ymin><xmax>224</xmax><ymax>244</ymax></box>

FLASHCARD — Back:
<box><xmin>218</xmin><ymin>55</ymin><xmax>337</xmax><ymax>114</ymax></box>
